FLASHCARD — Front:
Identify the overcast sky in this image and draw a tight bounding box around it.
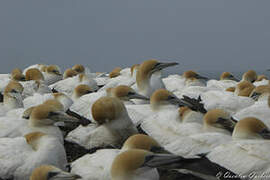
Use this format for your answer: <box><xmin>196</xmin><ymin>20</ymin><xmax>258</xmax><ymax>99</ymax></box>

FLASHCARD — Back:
<box><xmin>0</xmin><ymin>0</ymin><xmax>269</xmax><ymax>75</ymax></box>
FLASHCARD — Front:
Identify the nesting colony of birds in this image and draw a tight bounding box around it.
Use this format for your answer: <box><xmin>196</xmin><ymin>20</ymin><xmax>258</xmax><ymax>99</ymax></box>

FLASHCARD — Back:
<box><xmin>0</xmin><ymin>60</ymin><xmax>270</xmax><ymax>180</ymax></box>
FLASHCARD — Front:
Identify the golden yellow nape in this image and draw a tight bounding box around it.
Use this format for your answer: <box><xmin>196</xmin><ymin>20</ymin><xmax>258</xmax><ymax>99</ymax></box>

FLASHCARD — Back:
<box><xmin>25</xmin><ymin>68</ymin><xmax>44</xmax><ymax>81</ymax></box>
<box><xmin>63</xmin><ymin>68</ymin><xmax>78</xmax><ymax>79</ymax></box>
<box><xmin>236</xmin><ymin>80</ymin><xmax>255</xmax><ymax>97</ymax></box>
<box><xmin>72</xmin><ymin>64</ymin><xmax>85</xmax><ymax>73</ymax></box>
<box><xmin>109</xmin><ymin>67</ymin><xmax>122</xmax><ymax>78</ymax></box>
<box><xmin>122</xmin><ymin>134</ymin><xmax>160</xmax><ymax>151</ymax></box>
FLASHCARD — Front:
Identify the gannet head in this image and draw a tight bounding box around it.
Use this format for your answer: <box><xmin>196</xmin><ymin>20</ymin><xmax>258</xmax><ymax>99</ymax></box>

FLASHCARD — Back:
<box><xmin>40</xmin><ymin>64</ymin><xmax>48</xmax><ymax>72</ymax></box>
<box><xmin>109</xmin><ymin>85</ymin><xmax>149</xmax><ymax>101</ymax></box>
<box><xmin>72</xmin><ymin>84</ymin><xmax>93</xmax><ymax>99</ymax></box>
<box><xmin>30</xmin><ymin>104</ymin><xmax>78</xmax><ymax>127</ymax></box>
<box><xmin>235</xmin><ymin>80</ymin><xmax>255</xmax><ymax>97</ymax></box>
<box><xmin>52</xmin><ymin>92</ymin><xmax>73</xmax><ymax>111</ymax></box>
<box><xmin>242</xmin><ymin>70</ymin><xmax>257</xmax><ymax>83</ymax></box>
<box><xmin>63</xmin><ymin>68</ymin><xmax>78</xmax><ymax>79</ymax></box>
<box><xmin>3</xmin><ymin>80</ymin><xmax>24</xmax><ymax>108</ymax></box>
<box><xmin>46</xmin><ymin>65</ymin><xmax>62</xmax><ymax>76</ymax></box>
<box><xmin>111</xmin><ymin>149</ymin><xmax>181</xmax><ymax>180</ymax></box>
<box><xmin>25</xmin><ymin>68</ymin><xmax>45</xmax><ymax>81</ymax></box>
<box><xmin>122</xmin><ymin>134</ymin><xmax>159</xmax><ymax>151</ymax></box>
<box><xmin>72</xmin><ymin>64</ymin><xmax>85</xmax><ymax>73</ymax></box>
<box><xmin>150</xmin><ymin>89</ymin><xmax>182</xmax><ymax>111</ymax></box>
<box><xmin>92</xmin><ymin>96</ymin><xmax>128</xmax><ymax>125</ymax></box>
<box><xmin>130</xmin><ymin>64</ymin><xmax>140</xmax><ymax>77</ymax></box>
<box><xmin>183</xmin><ymin>70</ymin><xmax>208</xmax><ymax>81</ymax></box>
<box><xmin>109</xmin><ymin>67</ymin><xmax>122</xmax><ymax>78</ymax></box>
<box><xmin>43</xmin><ymin>99</ymin><xmax>65</xmax><ymax>111</ymax></box>
<box><xmin>30</xmin><ymin>165</ymin><xmax>81</xmax><ymax>180</ymax></box>
<box><xmin>220</xmin><ymin>72</ymin><xmax>239</xmax><ymax>81</ymax></box>
<box><xmin>203</xmin><ymin>109</ymin><xmax>236</xmax><ymax>133</ymax></box>
<box><xmin>226</xmin><ymin>87</ymin><xmax>236</xmax><ymax>92</ymax></box>
<box><xmin>11</xmin><ymin>68</ymin><xmax>25</xmax><ymax>81</ymax></box>
<box><xmin>249</xmin><ymin>85</ymin><xmax>270</xmax><ymax>101</ymax></box>
<box><xmin>233</xmin><ymin>117</ymin><xmax>270</xmax><ymax>140</ymax></box>
<box><xmin>136</xmin><ymin>59</ymin><xmax>178</xmax><ymax>93</ymax></box>
<box><xmin>22</xmin><ymin>106</ymin><xmax>35</xmax><ymax>119</ymax></box>
<box><xmin>256</xmin><ymin>75</ymin><xmax>268</xmax><ymax>82</ymax></box>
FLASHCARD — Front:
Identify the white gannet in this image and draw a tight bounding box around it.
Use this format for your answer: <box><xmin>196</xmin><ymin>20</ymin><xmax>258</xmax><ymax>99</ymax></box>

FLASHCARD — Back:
<box><xmin>234</xmin><ymin>87</ymin><xmax>270</xmax><ymax>127</ymax></box>
<box><xmin>0</xmin><ymin>102</ymin><xmax>78</xmax><ymax>143</ymax></box>
<box><xmin>42</xmin><ymin>65</ymin><xmax>63</xmax><ymax>85</ymax></box>
<box><xmin>234</xmin><ymin>80</ymin><xmax>255</xmax><ymax>97</ymax></box>
<box><xmin>207</xmin><ymin>117</ymin><xmax>270</xmax><ymax>177</ymax></box>
<box><xmin>23</xmin><ymin>64</ymin><xmax>47</xmax><ymax>74</ymax></box>
<box><xmin>69</xmin><ymin>85</ymin><xmax>149</xmax><ymax>121</ymax></box>
<box><xmin>0</xmin><ymin>132</ymin><xmax>67</xmax><ymax>180</ymax></box>
<box><xmin>71</xmin><ymin>84</ymin><xmax>94</xmax><ymax>101</ymax></box>
<box><xmin>23</xmin><ymin>92</ymin><xmax>73</xmax><ymax>112</ymax></box>
<box><xmin>164</xmin><ymin>109</ymin><xmax>235</xmax><ymax>157</ymax></box>
<box><xmin>163</xmin><ymin>70</ymin><xmax>208</xmax><ymax>93</ymax></box>
<box><xmin>207</xmin><ymin>72</ymin><xmax>239</xmax><ymax>91</ymax></box>
<box><xmin>30</xmin><ymin>165</ymin><xmax>81</xmax><ymax>180</ymax></box>
<box><xmin>50</xmin><ymin>73</ymin><xmax>98</xmax><ymax>96</ymax></box>
<box><xmin>0</xmin><ymin>80</ymin><xmax>24</xmax><ymax>116</ymax></box>
<box><xmin>135</xmin><ymin>59</ymin><xmax>178</xmax><ymax>98</ymax></box>
<box><xmin>66</xmin><ymin>97</ymin><xmax>138</xmax><ymax>149</ymax></box>
<box><xmin>71</xmin><ymin>134</ymin><xmax>165</xmax><ymax>180</ymax></box>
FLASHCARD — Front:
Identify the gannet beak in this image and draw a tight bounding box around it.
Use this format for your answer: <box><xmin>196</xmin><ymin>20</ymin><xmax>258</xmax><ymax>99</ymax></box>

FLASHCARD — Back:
<box><xmin>128</xmin><ymin>92</ymin><xmax>149</xmax><ymax>100</ymax></box>
<box><xmin>50</xmin><ymin>111</ymin><xmax>79</xmax><ymax>123</ymax></box>
<box><xmin>142</xmin><ymin>154</ymin><xmax>183</xmax><ymax>168</ymax></box>
<box><xmin>150</xmin><ymin>146</ymin><xmax>172</xmax><ymax>154</ymax></box>
<box><xmin>195</xmin><ymin>74</ymin><xmax>209</xmax><ymax>80</ymax></box>
<box><xmin>228</xmin><ymin>76</ymin><xmax>239</xmax><ymax>82</ymax></box>
<box><xmin>259</xmin><ymin>128</ymin><xmax>270</xmax><ymax>139</ymax></box>
<box><xmin>47</xmin><ymin>171</ymin><xmax>81</xmax><ymax>180</ymax></box>
<box><xmin>152</xmin><ymin>62</ymin><xmax>178</xmax><ymax>73</ymax></box>
<box><xmin>250</xmin><ymin>92</ymin><xmax>261</xmax><ymax>101</ymax></box>
<box><xmin>216</xmin><ymin>117</ymin><xmax>236</xmax><ymax>133</ymax></box>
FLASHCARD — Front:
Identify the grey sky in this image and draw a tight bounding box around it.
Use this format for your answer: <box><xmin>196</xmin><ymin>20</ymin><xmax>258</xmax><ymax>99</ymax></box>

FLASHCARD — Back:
<box><xmin>0</xmin><ymin>0</ymin><xmax>269</xmax><ymax>75</ymax></box>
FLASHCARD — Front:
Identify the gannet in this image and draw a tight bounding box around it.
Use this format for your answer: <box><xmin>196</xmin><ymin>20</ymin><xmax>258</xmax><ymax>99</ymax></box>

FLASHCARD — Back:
<box><xmin>22</xmin><ymin>68</ymin><xmax>51</xmax><ymax>97</ymax></box>
<box><xmin>49</xmin><ymin>73</ymin><xmax>98</xmax><ymax>96</ymax></box>
<box><xmin>241</xmin><ymin>70</ymin><xmax>257</xmax><ymax>83</ymax></box>
<box><xmin>234</xmin><ymin>88</ymin><xmax>270</xmax><ymax>127</ymax></box>
<box><xmin>71</xmin><ymin>134</ymin><xmax>167</xmax><ymax>180</ymax></box>
<box><xmin>69</xmin><ymin>85</ymin><xmax>149</xmax><ymax>121</ymax></box>
<box><xmin>135</xmin><ymin>59</ymin><xmax>178</xmax><ymax>98</ymax></box>
<box><xmin>43</xmin><ymin>65</ymin><xmax>63</xmax><ymax>85</ymax></box>
<box><xmin>207</xmin><ymin>72</ymin><xmax>239</xmax><ymax>91</ymax></box>
<box><xmin>71</xmin><ymin>84</ymin><xmax>93</xmax><ymax>101</ymax></box>
<box><xmin>30</xmin><ymin>165</ymin><xmax>81</xmax><ymax>180</ymax></box>
<box><xmin>249</xmin><ymin>85</ymin><xmax>270</xmax><ymax>101</ymax></box>
<box><xmin>234</xmin><ymin>80</ymin><xmax>255</xmax><ymax>97</ymax></box>
<box><xmin>207</xmin><ymin>117</ymin><xmax>270</xmax><ymax>177</ymax></box>
<box><xmin>164</xmin><ymin>109</ymin><xmax>235</xmax><ymax>157</ymax></box>
<box><xmin>66</xmin><ymin>97</ymin><xmax>138</xmax><ymax>149</ymax></box>
<box><xmin>109</xmin><ymin>67</ymin><xmax>122</xmax><ymax>78</ymax></box>
<box><xmin>163</xmin><ymin>70</ymin><xmax>208</xmax><ymax>93</ymax></box>
<box><xmin>0</xmin><ymin>132</ymin><xmax>67</xmax><ymax>180</ymax></box>
<box><xmin>0</xmin><ymin>80</ymin><xmax>24</xmax><ymax>116</ymax></box>
<box><xmin>63</xmin><ymin>68</ymin><xmax>79</xmax><ymax>79</ymax></box>
<box><xmin>23</xmin><ymin>92</ymin><xmax>73</xmax><ymax>111</ymax></box>
<box><xmin>0</xmin><ymin>102</ymin><xmax>79</xmax><ymax>143</ymax></box>
<box><xmin>11</xmin><ymin>68</ymin><xmax>26</xmax><ymax>81</ymax></box>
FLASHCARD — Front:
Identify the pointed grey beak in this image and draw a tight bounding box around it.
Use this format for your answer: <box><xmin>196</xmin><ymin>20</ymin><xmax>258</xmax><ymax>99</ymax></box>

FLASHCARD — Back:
<box><xmin>152</xmin><ymin>62</ymin><xmax>178</xmax><ymax>73</ymax></box>
<box><xmin>128</xmin><ymin>92</ymin><xmax>149</xmax><ymax>100</ymax></box>
<box><xmin>142</xmin><ymin>154</ymin><xmax>183</xmax><ymax>168</ymax></box>
<box><xmin>195</xmin><ymin>74</ymin><xmax>209</xmax><ymax>80</ymax></box>
<box><xmin>250</xmin><ymin>92</ymin><xmax>261</xmax><ymax>101</ymax></box>
<box><xmin>228</xmin><ymin>76</ymin><xmax>239</xmax><ymax>82</ymax></box>
<box><xmin>150</xmin><ymin>146</ymin><xmax>172</xmax><ymax>154</ymax></box>
<box><xmin>49</xmin><ymin>111</ymin><xmax>79</xmax><ymax>123</ymax></box>
<box><xmin>47</xmin><ymin>170</ymin><xmax>81</xmax><ymax>179</ymax></box>
<box><xmin>216</xmin><ymin>117</ymin><xmax>237</xmax><ymax>133</ymax></box>
<box><xmin>259</xmin><ymin>128</ymin><xmax>270</xmax><ymax>139</ymax></box>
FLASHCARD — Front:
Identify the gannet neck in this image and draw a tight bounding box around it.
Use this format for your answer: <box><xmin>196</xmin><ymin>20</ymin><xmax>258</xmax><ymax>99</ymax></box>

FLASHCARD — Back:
<box><xmin>232</xmin><ymin>117</ymin><xmax>268</xmax><ymax>140</ymax></box>
<box><xmin>3</xmin><ymin>80</ymin><xmax>24</xmax><ymax>109</ymax></box>
<box><xmin>179</xmin><ymin>107</ymin><xmax>192</xmax><ymax>121</ymax></box>
<box><xmin>25</xmin><ymin>68</ymin><xmax>44</xmax><ymax>81</ymax></box>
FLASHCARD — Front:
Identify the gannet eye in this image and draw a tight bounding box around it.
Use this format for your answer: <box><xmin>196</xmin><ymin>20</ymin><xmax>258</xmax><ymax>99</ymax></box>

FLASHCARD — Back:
<box><xmin>11</xmin><ymin>89</ymin><xmax>18</xmax><ymax>93</ymax></box>
<box><xmin>127</xmin><ymin>92</ymin><xmax>135</xmax><ymax>96</ymax></box>
<box><xmin>153</xmin><ymin>63</ymin><xmax>161</xmax><ymax>68</ymax></box>
<box><xmin>48</xmin><ymin>111</ymin><xmax>59</xmax><ymax>117</ymax></box>
<box><xmin>47</xmin><ymin>171</ymin><xmax>59</xmax><ymax>179</ymax></box>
